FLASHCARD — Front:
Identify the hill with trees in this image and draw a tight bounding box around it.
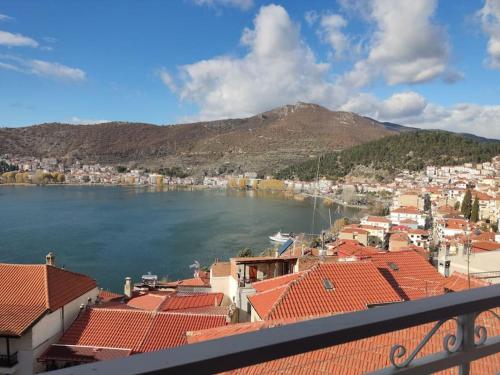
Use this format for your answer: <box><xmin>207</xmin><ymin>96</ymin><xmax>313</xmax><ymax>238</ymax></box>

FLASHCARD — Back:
<box><xmin>275</xmin><ymin>131</ymin><xmax>500</xmax><ymax>181</ymax></box>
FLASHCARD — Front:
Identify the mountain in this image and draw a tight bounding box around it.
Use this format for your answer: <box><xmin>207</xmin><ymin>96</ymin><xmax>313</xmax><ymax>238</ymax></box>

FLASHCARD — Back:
<box><xmin>0</xmin><ymin>103</ymin><xmax>400</xmax><ymax>175</ymax></box>
<box><xmin>276</xmin><ymin>131</ymin><xmax>500</xmax><ymax>181</ymax></box>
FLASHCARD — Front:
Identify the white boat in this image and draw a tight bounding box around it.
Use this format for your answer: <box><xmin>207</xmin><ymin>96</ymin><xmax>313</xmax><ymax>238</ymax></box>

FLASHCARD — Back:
<box><xmin>269</xmin><ymin>231</ymin><xmax>294</xmax><ymax>243</ymax></box>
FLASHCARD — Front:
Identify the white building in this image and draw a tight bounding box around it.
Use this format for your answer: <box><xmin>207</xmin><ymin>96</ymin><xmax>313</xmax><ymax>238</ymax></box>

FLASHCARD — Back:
<box><xmin>0</xmin><ymin>255</ymin><xmax>98</xmax><ymax>375</ymax></box>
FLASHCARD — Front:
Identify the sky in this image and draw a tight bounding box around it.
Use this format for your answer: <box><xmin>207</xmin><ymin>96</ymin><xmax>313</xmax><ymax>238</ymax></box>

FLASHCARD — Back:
<box><xmin>1</xmin><ymin>0</ymin><xmax>500</xmax><ymax>138</ymax></box>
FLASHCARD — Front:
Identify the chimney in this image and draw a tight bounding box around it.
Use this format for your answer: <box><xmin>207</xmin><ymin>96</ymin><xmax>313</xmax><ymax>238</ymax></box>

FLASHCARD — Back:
<box><xmin>46</xmin><ymin>252</ymin><xmax>55</xmax><ymax>267</ymax></box>
<box><xmin>124</xmin><ymin>277</ymin><xmax>133</xmax><ymax>299</ymax></box>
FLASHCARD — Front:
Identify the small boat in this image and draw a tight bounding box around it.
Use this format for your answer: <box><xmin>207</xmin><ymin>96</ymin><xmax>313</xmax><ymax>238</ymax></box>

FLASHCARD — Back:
<box><xmin>269</xmin><ymin>231</ymin><xmax>294</xmax><ymax>243</ymax></box>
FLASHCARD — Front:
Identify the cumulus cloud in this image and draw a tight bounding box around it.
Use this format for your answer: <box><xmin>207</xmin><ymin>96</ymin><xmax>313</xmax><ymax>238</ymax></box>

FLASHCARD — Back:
<box><xmin>0</xmin><ymin>55</ymin><xmax>86</xmax><ymax>81</ymax></box>
<box><xmin>318</xmin><ymin>14</ymin><xmax>350</xmax><ymax>60</ymax></box>
<box><xmin>341</xmin><ymin>0</ymin><xmax>457</xmax><ymax>86</ymax></box>
<box><xmin>478</xmin><ymin>0</ymin><xmax>500</xmax><ymax>68</ymax></box>
<box><xmin>163</xmin><ymin>4</ymin><xmax>346</xmax><ymax>120</ymax></box>
<box><xmin>193</xmin><ymin>0</ymin><xmax>253</xmax><ymax>10</ymax></box>
<box><xmin>342</xmin><ymin>91</ymin><xmax>500</xmax><ymax>139</ymax></box>
<box><xmin>0</xmin><ymin>30</ymin><xmax>38</xmax><ymax>47</ymax></box>
<box><xmin>157</xmin><ymin>68</ymin><xmax>177</xmax><ymax>92</ymax></box>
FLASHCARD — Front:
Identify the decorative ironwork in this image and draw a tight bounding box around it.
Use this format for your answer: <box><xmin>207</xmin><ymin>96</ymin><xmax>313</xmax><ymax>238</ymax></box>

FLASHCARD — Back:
<box><xmin>389</xmin><ymin>318</ymin><xmax>460</xmax><ymax>368</ymax></box>
<box><xmin>474</xmin><ymin>309</ymin><xmax>500</xmax><ymax>346</ymax></box>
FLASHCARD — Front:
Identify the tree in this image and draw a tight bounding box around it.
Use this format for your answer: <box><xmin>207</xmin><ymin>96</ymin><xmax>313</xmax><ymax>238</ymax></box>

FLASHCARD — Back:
<box><xmin>116</xmin><ymin>166</ymin><xmax>127</xmax><ymax>173</ymax></box>
<box><xmin>423</xmin><ymin>194</ymin><xmax>431</xmax><ymax>212</ymax></box>
<box><xmin>237</xmin><ymin>248</ymin><xmax>253</xmax><ymax>257</ymax></box>
<box><xmin>453</xmin><ymin>201</ymin><xmax>460</xmax><ymax>210</ymax></box>
<box><xmin>471</xmin><ymin>196</ymin><xmax>480</xmax><ymax>223</ymax></box>
<box><xmin>331</xmin><ymin>217</ymin><xmax>349</xmax><ymax>234</ymax></box>
<box><xmin>461</xmin><ymin>190</ymin><xmax>472</xmax><ymax>219</ymax></box>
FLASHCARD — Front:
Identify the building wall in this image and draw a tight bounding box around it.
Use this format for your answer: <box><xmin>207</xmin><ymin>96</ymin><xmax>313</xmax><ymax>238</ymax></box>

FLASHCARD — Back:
<box><xmin>210</xmin><ymin>276</ymin><xmax>232</xmax><ymax>305</ymax></box>
<box><xmin>440</xmin><ymin>250</ymin><xmax>500</xmax><ymax>284</ymax></box>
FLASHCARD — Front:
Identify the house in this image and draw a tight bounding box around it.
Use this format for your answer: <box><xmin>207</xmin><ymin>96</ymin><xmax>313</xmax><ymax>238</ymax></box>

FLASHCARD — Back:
<box><xmin>390</xmin><ymin>206</ymin><xmax>427</xmax><ymax>227</ymax></box>
<box><xmin>360</xmin><ymin>216</ymin><xmax>391</xmax><ymax>231</ymax></box>
<box><xmin>338</xmin><ymin>227</ymin><xmax>369</xmax><ymax>246</ymax></box>
<box><xmin>247</xmin><ymin>262</ymin><xmax>402</xmax><ymax>321</ymax></box>
<box><xmin>38</xmin><ymin>307</ymin><xmax>228</xmax><ymax>371</ymax></box>
<box><xmin>406</xmin><ymin>229</ymin><xmax>431</xmax><ymax>249</ymax></box>
<box><xmin>388</xmin><ymin>232</ymin><xmax>410</xmax><ymax>252</ymax></box>
<box><xmin>0</xmin><ymin>255</ymin><xmax>98</xmax><ymax>375</ymax></box>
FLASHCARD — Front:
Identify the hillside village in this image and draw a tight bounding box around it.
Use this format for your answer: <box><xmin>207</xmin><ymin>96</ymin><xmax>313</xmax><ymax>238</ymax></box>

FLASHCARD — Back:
<box><xmin>1</xmin><ymin>155</ymin><xmax>500</xmax><ymax>374</ymax></box>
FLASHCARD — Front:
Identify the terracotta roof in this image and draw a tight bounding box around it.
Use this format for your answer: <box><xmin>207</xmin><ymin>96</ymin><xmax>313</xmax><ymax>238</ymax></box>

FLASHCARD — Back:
<box><xmin>442</xmin><ymin>272</ymin><xmax>491</xmax><ymax>292</ymax></box>
<box><xmin>252</xmin><ymin>273</ymin><xmax>305</xmax><ymax>293</ymax></box>
<box><xmin>0</xmin><ymin>263</ymin><xmax>97</xmax><ymax>336</ymax></box>
<box><xmin>127</xmin><ymin>293</ymin><xmax>167</xmax><ymax>311</ymax></box>
<box><xmin>190</xmin><ymin>310</ymin><xmax>500</xmax><ymax>375</ymax></box>
<box><xmin>160</xmin><ymin>293</ymin><xmax>223</xmax><ymax>311</ymax></box>
<box><xmin>474</xmin><ymin>191</ymin><xmax>494</xmax><ymax>201</ymax></box>
<box><xmin>471</xmin><ymin>241</ymin><xmax>500</xmax><ymax>252</ymax></box>
<box><xmin>248</xmin><ymin>262</ymin><xmax>402</xmax><ymax>320</ymax></box>
<box><xmin>389</xmin><ymin>232</ymin><xmax>409</xmax><ymax>242</ymax></box>
<box><xmin>471</xmin><ymin>232</ymin><xmax>496</xmax><ymax>242</ymax></box>
<box><xmin>391</xmin><ymin>206</ymin><xmax>422</xmax><ymax>214</ymax></box>
<box><xmin>365</xmin><ymin>216</ymin><xmax>390</xmax><ymax>223</ymax></box>
<box><xmin>48</xmin><ymin>307</ymin><xmax>228</xmax><ymax>359</ymax></box>
<box><xmin>138</xmin><ymin>312</ymin><xmax>227</xmax><ymax>352</ymax></box>
<box><xmin>211</xmin><ymin>262</ymin><xmax>231</xmax><ymax>277</ymax></box>
<box><xmin>340</xmin><ymin>227</ymin><xmax>369</xmax><ymax>235</ymax></box>
<box><xmin>98</xmin><ymin>289</ymin><xmax>124</xmax><ymax>303</ymax></box>
<box><xmin>399</xmin><ymin>219</ymin><xmax>418</xmax><ymax>224</ymax></box>
<box><xmin>328</xmin><ymin>240</ymin><xmax>380</xmax><ymax>259</ymax></box>
<box><xmin>407</xmin><ymin>229</ymin><xmax>429</xmax><ymax>235</ymax></box>
<box><xmin>369</xmin><ymin>251</ymin><xmax>445</xmax><ymax>300</ymax></box>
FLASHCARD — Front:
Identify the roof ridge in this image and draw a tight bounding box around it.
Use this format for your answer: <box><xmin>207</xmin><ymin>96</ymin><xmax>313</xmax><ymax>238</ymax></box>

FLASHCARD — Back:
<box><xmin>266</xmin><ymin>266</ymin><xmax>318</xmax><ymax>320</ymax></box>
<box><xmin>43</xmin><ymin>265</ymin><xmax>50</xmax><ymax>309</ymax></box>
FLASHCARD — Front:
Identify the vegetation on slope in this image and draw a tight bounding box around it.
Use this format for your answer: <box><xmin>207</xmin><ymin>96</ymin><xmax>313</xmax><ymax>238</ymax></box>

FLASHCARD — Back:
<box><xmin>275</xmin><ymin>131</ymin><xmax>500</xmax><ymax>181</ymax></box>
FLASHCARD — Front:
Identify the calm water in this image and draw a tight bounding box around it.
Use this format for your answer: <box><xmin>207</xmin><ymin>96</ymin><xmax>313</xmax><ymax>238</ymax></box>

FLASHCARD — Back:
<box><xmin>0</xmin><ymin>186</ymin><xmax>359</xmax><ymax>292</ymax></box>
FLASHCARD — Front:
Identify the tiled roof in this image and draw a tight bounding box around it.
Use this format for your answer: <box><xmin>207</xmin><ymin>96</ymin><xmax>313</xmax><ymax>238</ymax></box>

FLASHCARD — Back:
<box><xmin>389</xmin><ymin>232</ymin><xmax>409</xmax><ymax>242</ymax></box>
<box><xmin>138</xmin><ymin>312</ymin><xmax>227</xmax><ymax>352</ymax></box>
<box><xmin>369</xmin><ymin>251</ymin><xmax>445</xmax><ymax>300</ymax></box>
<box><xmin>0</xmin><ymin>263</ymin><xmax>97</xmax><ymax>336</ymax></box>
<box><xmin>127</xmin><ymin>293</ymin><xmax>167</xmax><ymax>311</ymax></box>
<box><xmin>211</xmin><ymin>262</ymin><xmax>231</xmax><ymax>277</ymax></box>
<box><xmin>471</xmin><ymin>241</ymin><xmax>500</xmax><ymax>252</ymax></box>
<box><xmin>160</xmin><ymin>293</ymin><xmax>223</xmax><ymax>311</ymax></box>
<box><xmin>328</xmin><ymin>240</ymin><xmax>380</xmax><ymax>259</ymax></box>
<box><xmin>59</xmin><ymin>308</ymin><xmax>154</xmax><ymax>349</ymax></box>
<box><xmin>41</xmin><ymin>307</ymin><xmax>228</xmax><ymax>364</ymax></box>
<box><xmin>442</xmin><ymin>272</ymin><xmax>491</xmax><ymax>292</ymax></box>
<box><xmin>340</xmin><ymin>227</ymin><xmax>369</xmax><ymax>234</ymax></box>
<box><xmin>391</xmin><ymin>206</ymin><xmax>422</xmax><ymax>214</ymax></box>
<box><xmin>252</xmin><ymin>273</ymin><xmax>304</xmax><ymax>292</ymax></box>
<box><xmin>98</xmin><ymin>289</ymin><xmax>124</xmax><ymax>303</ymax></box>
<box><xmin>191</xmin><ymin>310</ymin><xmax>500</xmax><ymax>375</ymax></box>
<box><xmin>365</xmin><ymin>216</ymin><xmax>390</xmax><ymax>223</ymax></box>
<box><xmin>249</xmin><ymin>262</ymin><xmax>402</xmax><ymax>320</ymax></box>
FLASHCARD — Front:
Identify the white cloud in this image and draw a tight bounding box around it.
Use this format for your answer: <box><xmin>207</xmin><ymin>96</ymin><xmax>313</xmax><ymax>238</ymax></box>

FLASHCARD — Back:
<box><xmin>0</xmin><ymin>55</ymin><xmax>86</xmax><ymax>81</ymax></box>
<box><xmin>68</xmin><ymin>117</ymin><xmax>111</xmax><ymax>125</ymax></box>
<box><xmin>158</xmin><ymin>68</ymin><xmax>177</xmax><ymax>92</ymax></box>
<box><xmin>0</xmin><ymin>14</ymin><xmax>13</xmax><ymax>22</ymax></box>
<box><xmin>341</xmin><ymin>91</ymin><xmax>500</xmax><ymax>139</ymax></box>
<box><xmin>304</xmin><ymin>10</ymin><xmax>319</xmax><ymax>26</ymax></box>
<box><xmin>0</xmin><ymin>30</ymin><xmax>38</xmax><ymax>47</ymax></box>
<box><xmin>478</xmin><ymin>0</ymin><xmax>500</xmax><ymax>68</ymax></box>
<box><xmin>341</xmin><ymin>0</ymin><xmax>456</xmax><ymax>86</ymax></box>
<box><xmin>318</xmin><ymin>14</ymin><xmax>350</xmax><ymax>60</ymax></box>
<box><xmin>164</xmin><ymin>4</ymin><xmax>346</xmax><ymax>120</ymax></box>
<box><xmin>193</xmin><ymin>0</ymin><xmax>253</xmax><ymax>10</ymax></box>
<box><xmin>29</xmin><ymin>60</ymin><xmax>86</xmax><ymax>81</ymax></box>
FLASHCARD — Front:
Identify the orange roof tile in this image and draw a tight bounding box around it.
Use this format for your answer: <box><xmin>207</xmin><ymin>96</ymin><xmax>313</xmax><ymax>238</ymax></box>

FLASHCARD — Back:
<box><xmin>391</xmin><ymin>206</ymin><xmax>422</xmax><ymax>214</ymax></box>
<box><xmin>127</xmin><ymin>293</ymin><xmax>167</xmax><ymax>311</ymax></box>
<box><xmin>160</xmin><ymin>293</ymin><xmax>223</xmax><ymax>311</ymax></box>
<box><xmin>0</xmin><ymin>263</ymin><xmax>96</xmax><ymax>336</ymax></box>
<box><xmin>365</xmin><ymin>216</ymin><xmax>390</xmax><ymax>223</ymax></box>
<box><xmin>252</xmin><ymin>273</ymin><xmax>305</xmax><ymax>293</ymax></box>
<box><xmin>471</xmin><ymin>241</ymin><xmax>500</xmax><ymax>252</ymax></box>
<box><xmin>369</xmin><ymin>251</ymin><xmax>445</xmax><ymax>300</ymax></box>
<box><xmin>40</xmin><ymin>345</ymin><xmax>131</xmax><ymax>363</ymax></box>
<box><xmin>249</xmin><ymin>262</ymin><xmax>401</xmax><ymax>320</ymax></box>
<box><xmin>98</xmin><ymin>289</ymin><xmax>124</xmax><ymax>303</ymax></box>
<box><xmin>442</xmin><ymin>272</ymin><xmax>491</xmax><ymax>292</ymax></box>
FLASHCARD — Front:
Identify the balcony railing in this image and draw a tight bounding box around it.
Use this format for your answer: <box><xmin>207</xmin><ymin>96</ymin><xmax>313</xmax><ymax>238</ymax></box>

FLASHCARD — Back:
<box><xmin>43</xmin><ymin>284</ymin><xmax>500</xmax><ymax>375</ymax></box>
<box><xmin>0</xmin><ymin>352</ymin><xmax>18</xmax><ymax>368</ymax></box>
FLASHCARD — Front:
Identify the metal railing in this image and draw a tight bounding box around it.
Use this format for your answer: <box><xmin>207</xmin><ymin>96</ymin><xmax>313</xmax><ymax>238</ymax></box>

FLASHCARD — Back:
<box><xmin>42</xmin><ymin>285</ymin><xmax>500</xmax><ymax>375</ymax></box>
<box><xmin>0</xmin><ymin>352</ymin><xmax>18</xmax><ymax>367</ymax></box>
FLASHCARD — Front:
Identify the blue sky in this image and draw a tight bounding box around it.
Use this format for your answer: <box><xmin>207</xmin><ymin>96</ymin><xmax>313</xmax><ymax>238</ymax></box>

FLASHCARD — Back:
<box><xmin>1</xmin><ymin>0</ymin><xmax>500</xmax><ymax>138</ymax></box>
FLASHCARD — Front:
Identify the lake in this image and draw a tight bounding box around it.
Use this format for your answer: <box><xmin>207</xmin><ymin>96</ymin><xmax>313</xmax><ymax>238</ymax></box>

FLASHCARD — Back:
<box><xmin>0</xmin><ymin>186</ymin><xmax>360</xmax><ymax>292</ymax></box>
